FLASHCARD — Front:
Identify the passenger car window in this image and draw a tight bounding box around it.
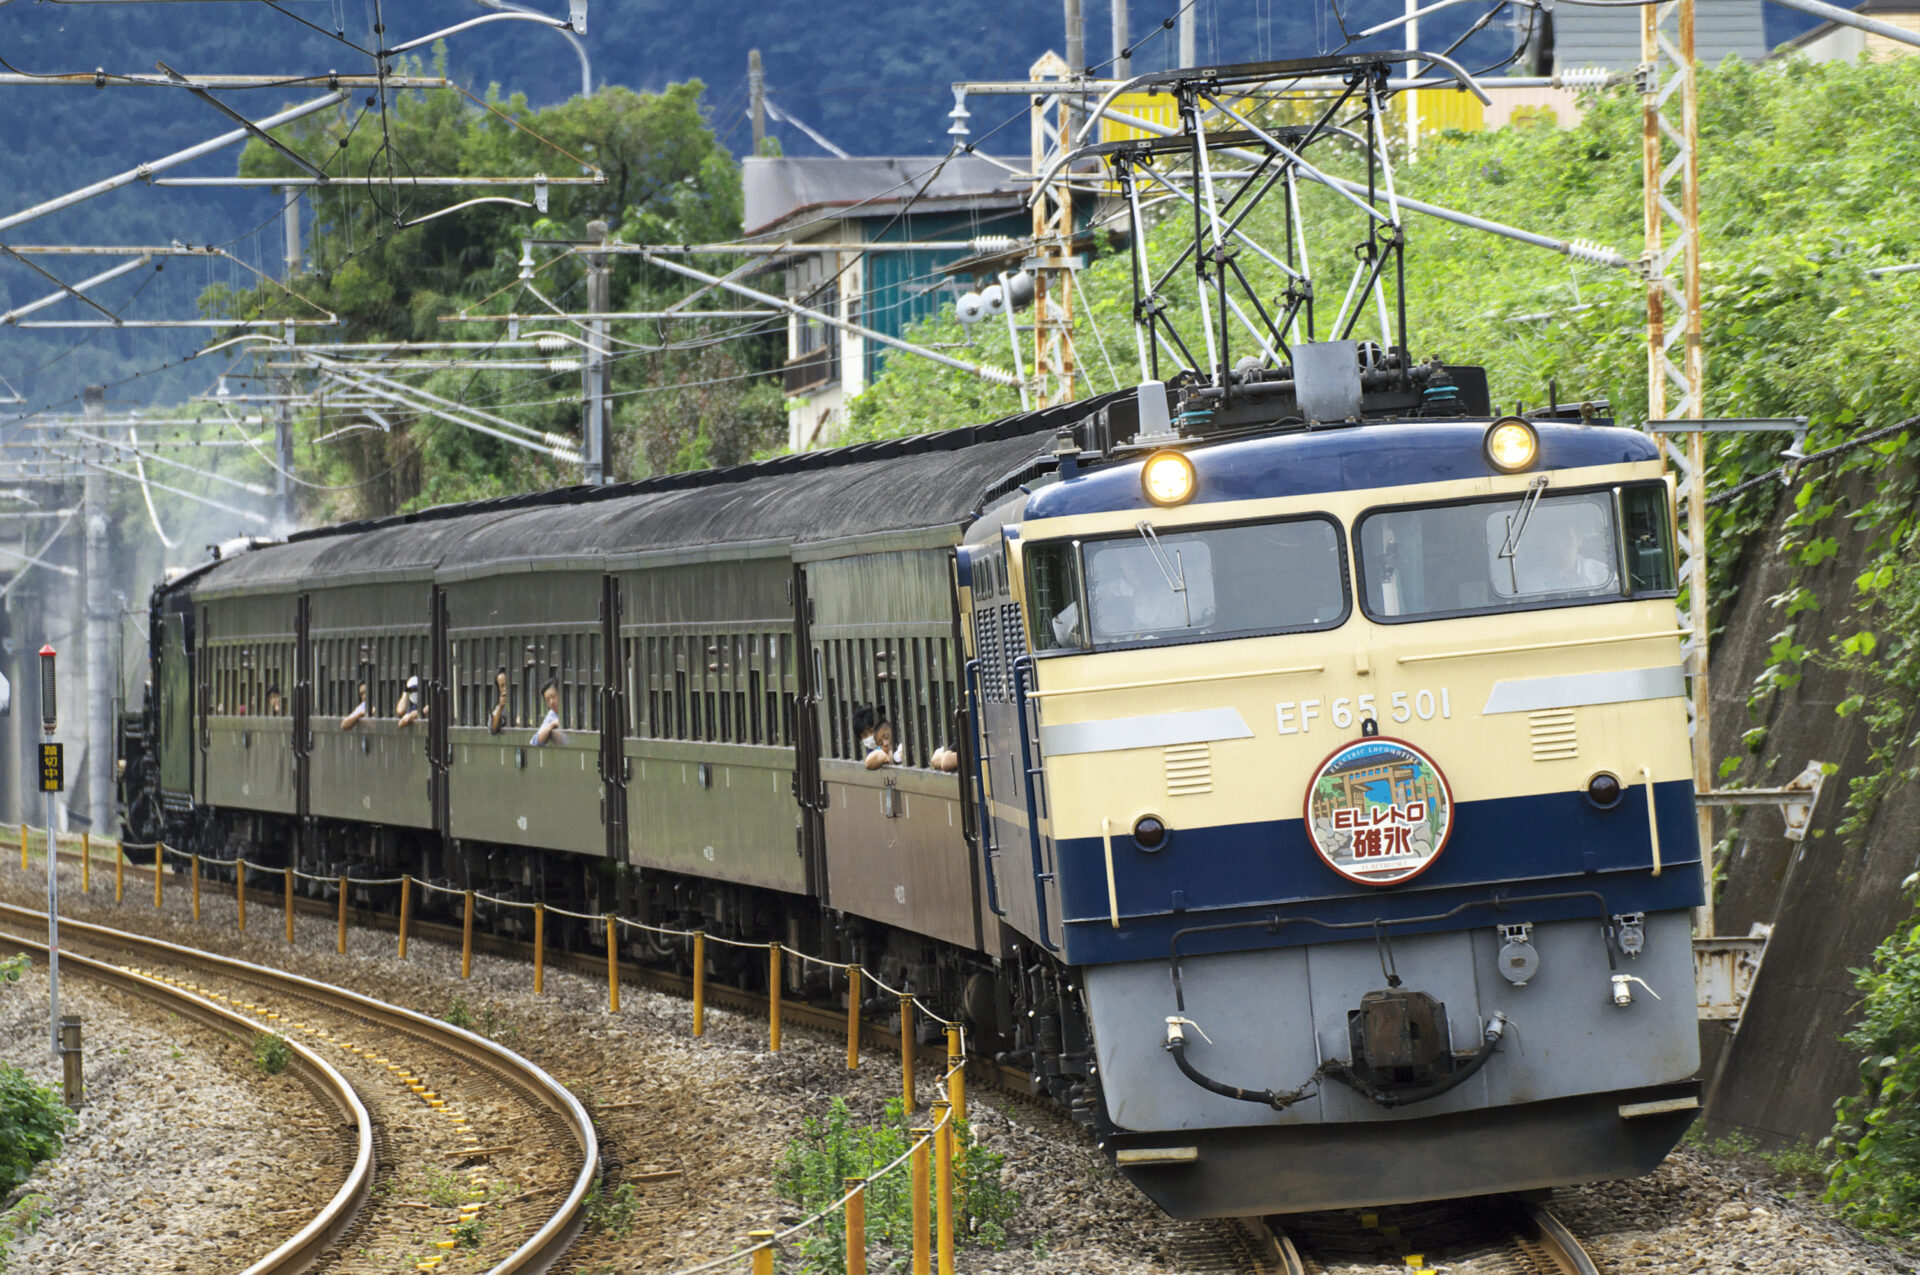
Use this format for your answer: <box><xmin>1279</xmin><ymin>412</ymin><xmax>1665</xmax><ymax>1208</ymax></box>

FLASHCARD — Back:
<box><xmin>1027</xmin><ymin>517</ymin><xmax>1347</xmax><ymax>652</ymax></box>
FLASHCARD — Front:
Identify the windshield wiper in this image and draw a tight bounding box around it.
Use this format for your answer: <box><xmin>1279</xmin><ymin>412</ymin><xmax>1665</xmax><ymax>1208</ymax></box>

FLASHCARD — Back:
<box><xmin>1135</xmin><ymin>520</ymin><xmax>1188</xmax><ymax>593</ymax></box>
<box><xmin>1498</xmin><ymin>475</ymin><xmax>1550</xmax><ymax>561</ymax></box>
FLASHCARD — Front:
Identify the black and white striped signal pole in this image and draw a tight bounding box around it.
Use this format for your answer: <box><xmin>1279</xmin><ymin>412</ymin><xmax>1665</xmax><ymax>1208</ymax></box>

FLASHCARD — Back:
<box><xmin>40</xmin><ymin>643</ymin><xmax>59</xmax><ymax>1057</ymax></box>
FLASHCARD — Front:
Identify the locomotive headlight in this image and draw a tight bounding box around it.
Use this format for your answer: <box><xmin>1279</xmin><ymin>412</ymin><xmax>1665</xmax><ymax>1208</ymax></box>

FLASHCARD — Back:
<box><xmin>1483</xmin><ymin>418</ymin><xmax>1540</xmax><ymax>473</ymax></box>
<box><xmin>1141</xmin><ymin>450</ymin><xmax>1197</xmax><ymax>506</ymax></box>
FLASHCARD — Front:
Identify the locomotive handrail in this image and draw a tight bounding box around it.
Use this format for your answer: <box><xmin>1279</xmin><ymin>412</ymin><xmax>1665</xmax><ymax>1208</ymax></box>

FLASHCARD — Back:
<box><xmin>1022</xmin><ymin>661</ymin><xmax>1324</xmax><ymax>698</ymax></box>
<box><xmin>1011</xmin><ymin>657</ymin><xmax>1061</xmax><ymax>952</ymax></box>
<box><xmin>961</xmin><ymin>657</ymin><xmax>1006</xmax><ymax>919</ymax></box>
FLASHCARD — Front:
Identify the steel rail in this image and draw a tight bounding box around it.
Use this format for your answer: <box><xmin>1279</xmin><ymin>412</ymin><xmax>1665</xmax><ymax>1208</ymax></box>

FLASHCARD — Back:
<box><xmin>0</xmin><ymin>901</ymin><xmax>597</xmax><ymax>1275</ymax></box>
<box><xmin>1525</xmin><ymin>1202</ymin><xmax>1602</xmax><ymax>1275</ymax></box>
<box><xmin>0</xmin><ymin>919</ymin><xmax>374</xmax><ymax>1275</ymax></box>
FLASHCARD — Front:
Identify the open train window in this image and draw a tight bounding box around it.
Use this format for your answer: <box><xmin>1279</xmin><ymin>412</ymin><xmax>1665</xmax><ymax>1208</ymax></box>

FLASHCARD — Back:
<box><xmin>1355</xmin><ymin>481</ymin><xmax>1677</xmax><ymax>624</ymax></box>
<box><xmin>1026</xmin><ymin>515</ymin><xmax>1348</xmax><ymax>653</ymax></box>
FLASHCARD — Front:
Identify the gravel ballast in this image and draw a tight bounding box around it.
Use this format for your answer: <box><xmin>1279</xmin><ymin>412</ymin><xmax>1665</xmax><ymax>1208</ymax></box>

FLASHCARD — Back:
<box><xmin>5</xmin><ymin>860</ymin><xmax>1919</xmax><ymax>1274</ymax></box>
<box><xmin>0</xmin><ymin>962</ymin><xmax>342</xmax><ymax>1274</ymax></box>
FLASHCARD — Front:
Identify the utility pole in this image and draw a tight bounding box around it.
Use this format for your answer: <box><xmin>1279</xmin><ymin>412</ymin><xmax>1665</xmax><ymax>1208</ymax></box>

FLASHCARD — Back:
<box><xmin>1112</xmin><ymin>0</ymin><xmax>1130</xmax><ymax>79</ymax></box>
<box><xmin>583</xmin><ymin>220</ymin><xmax>612</xmax><ymax>485</ymax></box>
<box><xmin>749</xmin><ymin>50</ymin><xmax>766</xmax><ymax>155</ymax></box>
<box><xmin>1641</xmin><ymin>0</ymin><xmax>1711</xmax><ymax>933</ymax></box>
<box><xmin>274</xmin><ymin>323</ymin><xmax>295</xmax><ymax>527</ymax></box>
<box><xmin>1029</xmin><ymin>53</ymin><xmax>1079</xmax><ymax>408</ymax></box>
<box><xmin>280</xmin><ymin>187</ymin><xmax>301</xmax><ymax>276</ymax></box>
<box><xmin>1404</xmin><ymin>0</ymin><xmax>1421</xmax><ymax>161</ymax></box>
<box><xmin>1064</xmin><ymin>0</ymin><xmax>1085</xmax><ymax>75</ymax></box>
<box><xmin>1179</xmin><ymin>0</ymin><xmax>1197</xmax><ymax>67</ymax></box>
<box><xmin>81</xmin><ymin>387</ymin><xmax>112</xmax><ymax>847</ymax></box>
<box><xmin>41</xmin><ymin>643</ymin><xmax>61</xmax><ymax>1059</ymax></box>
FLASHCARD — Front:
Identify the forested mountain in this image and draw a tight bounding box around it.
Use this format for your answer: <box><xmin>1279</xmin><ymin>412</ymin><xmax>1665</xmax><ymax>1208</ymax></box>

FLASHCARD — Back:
<box><xmin>0</xmin><ymin>0</ymin><xmax>1819</xmax><ymax>416</ymax></box>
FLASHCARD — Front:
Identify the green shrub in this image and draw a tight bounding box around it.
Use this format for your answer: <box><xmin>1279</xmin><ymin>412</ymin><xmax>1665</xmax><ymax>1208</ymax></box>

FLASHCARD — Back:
<box><xmin>585</xmin><ymin>1180</ymin><xmax>642</xmax><ymax>1238</ymax></box>
<box><xmin>1825</xmin><ymin>894</ymin><xmax>1920</xmax><ymax>1237</ymax></box>
<box><xmin>775</xmin><ymin>1098</ymin><xmax>1017</xmax><ymax>1273</ymax></box>
<box><xmin>0</xmin><ymin>1064</ymin><xmax>73</xmax><ymax>1196</ymax></box>
<box><xmin>251</xmin><ymin>1031</ymin><xmax>293</xmax><ymax>1076</ymax></box>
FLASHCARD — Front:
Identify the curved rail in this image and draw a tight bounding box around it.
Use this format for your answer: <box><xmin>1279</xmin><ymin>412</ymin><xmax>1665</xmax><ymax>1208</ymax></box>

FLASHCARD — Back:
<box><xmin>1525</xmin><ymin>1202</ymin><xmax>1602</xmax><ymax>1275</ymax></box>
<box><xmin>0</xmin><ymin>924</ymin><xmax>375</xmax><ymax>1275</ymax></box>
<box><xmin>0</xmin><ymin>902</ymin><xmax>598</xmax><ymax>1275</ymax></box>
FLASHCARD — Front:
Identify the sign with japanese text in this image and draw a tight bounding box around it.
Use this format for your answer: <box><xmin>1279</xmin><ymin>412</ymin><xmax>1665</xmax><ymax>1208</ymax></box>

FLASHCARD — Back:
<box><xmin>39</xmin><ymin>743</ymin><xmax>62</xmax><ymax>793</ymax></box>
<box><xmin>1303</xmin><ymin>737</ymin><xmax>1453</xmax><ymax>886</ymax></box>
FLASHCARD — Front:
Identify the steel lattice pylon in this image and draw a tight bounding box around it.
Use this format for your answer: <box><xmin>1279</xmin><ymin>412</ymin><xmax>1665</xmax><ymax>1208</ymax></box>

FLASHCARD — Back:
<box><xmin>1640</xmin><ymin>0</ymin><xmax>1715</xmax><ymax>934</ymax></box>
<box><xmin>1028</xmin><ymin>52</ymin><xmax>1080</xmax><ymax>409</ymax></box>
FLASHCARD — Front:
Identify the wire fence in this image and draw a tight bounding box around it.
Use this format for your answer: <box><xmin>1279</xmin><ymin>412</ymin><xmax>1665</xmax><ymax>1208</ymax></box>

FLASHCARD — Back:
<box><xmin>4</xmin><ymin>822</ymin><xmax>982</xmax><ymax>1273</ymax></box>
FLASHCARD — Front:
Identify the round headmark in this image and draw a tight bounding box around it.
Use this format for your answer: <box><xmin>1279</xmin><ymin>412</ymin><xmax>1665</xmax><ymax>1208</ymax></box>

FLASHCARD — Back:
<box><xmin>1303</xmin><ymin>737</ymin><xmax>1454</xmax><ymax>886</ymax></box>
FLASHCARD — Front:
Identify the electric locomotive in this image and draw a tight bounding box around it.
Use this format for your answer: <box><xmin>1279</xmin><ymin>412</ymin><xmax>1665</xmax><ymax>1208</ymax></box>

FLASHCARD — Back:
<box><xmin>122</xmin><ymin>51</ymin><xmax>1705</xmax><ymax>1219</ymax></box>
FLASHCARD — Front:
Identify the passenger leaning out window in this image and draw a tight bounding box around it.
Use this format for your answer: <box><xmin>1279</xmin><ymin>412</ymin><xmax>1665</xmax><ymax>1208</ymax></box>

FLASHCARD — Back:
<box><xmin>396</xmin><ymin>675</ymin><xmax>423</xmax><ymax>730</ymax></box>
<box><xmin>531</xmin><ymin>678</ymin><xmax>566</xmax><ymax>747</ymax></box>
<box><xmin>488</xmin><ymin>666</ymin><xmax>512</xmax><ymax>735</ymax></box>
<box><xmin>340</xmin><ymin>681</ymin><xmax>369</xmax><ymax>730</ymax></box>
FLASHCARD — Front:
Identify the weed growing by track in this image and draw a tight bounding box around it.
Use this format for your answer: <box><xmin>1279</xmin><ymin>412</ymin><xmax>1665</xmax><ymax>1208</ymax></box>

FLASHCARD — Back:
<box><xmin>585</xmin><ymin>1180</ymin><xmax>642</xmax><ymax>1239</ymax></box>
<box><xmin>776</xmin><ymin>1098</ymin><xmax>1016</xmax><ymax>1272</ymax></box>
<box><xmin>251</xmin><ymin>1031</ymin><xmax>293</xmax><ymax>1075</ymax></box>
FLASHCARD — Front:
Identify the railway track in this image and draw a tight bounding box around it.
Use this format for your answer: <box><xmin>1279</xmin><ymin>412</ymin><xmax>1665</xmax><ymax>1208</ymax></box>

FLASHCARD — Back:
<box><xmin>0</xmin><ymin>902</ymin><xmax>596</xmax><ymax>1275</ymax></box>
<box><xmin>1271</xmin><ymin>1196</ymin><xmax>1601</xmax><ymax>1274</ymax></box>
<box><xmin>0</xmin><ymin>925</ymin><xmax>374</xmax><ymax>1274</ymax></box>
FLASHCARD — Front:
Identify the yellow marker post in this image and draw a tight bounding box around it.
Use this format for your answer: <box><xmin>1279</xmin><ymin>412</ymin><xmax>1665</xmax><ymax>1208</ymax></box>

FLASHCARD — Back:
<box><xmin>81</xmin><ymin>832</ymin><xmax>90</xmax><ymax>893</ymax></box>
<box><xmin>398</xmin><ymin>875</ymin><xmax>412</xmax><ymax>960</ymax></box>
<box><xmin>899</xmin><ymin>993</ymin><xmax>917</xmax><ymax>1113</ymax></box>
<box><xmin>461</xmin><ymin>890</ymin><xmax>475</xmax><ymax>979</ymax></box>
<box><xmin>768</xmin><ymin>943</ymin><xmax>783</xmax><ymax>1052</ymax></box>
<box><xmin>845</xmin><ymin>1178</ymin><xmax>868</xmax><ymax>1275</ymax></box>
<box><xmin>114</xmin><ymin>841</ymin><xmax>124</xmax><ymax>903</ymax></box>
<box><xmin>932</xmin><ymin>1102</ymin><xmax>954</xmax><ymax>1275</ymax></box>
<box><xmin>336</xmin><ymin>875</ymin><xmax>348</xmax><ymax>954</ymax></box>
<box><xmin>692</xmin><ymin>931</ymin><xmax>707</xmax><ymax>1037</ymax></box>
<box><xmin>191</xmin><ymin>855</ymin><xmax>201</xmax><ymax>923</ymax></box>
<box><xmin>748</xmin><ymin>1229</ymin><xmax>776</xmax><ymax>1275</ymax></box>
<box><xmin>284</xmin><ymin>867</ymin><xmax>295</xmax><ymax>946</ymax></box>
<box><xmin>605</xmin><ymin>914</ymin><xmax>620</xmax><ymax>1014</ymax></box>
<box><xmin>154</xmin><ymin>843</ymin><xmax>164</xmax><ymax>908</ymax></box>
<box><xmin>946</xmin><ymin>1024</ymin><xmax>966</xmax><ymax>1125</ymax></box>
<box><xmin>910</xmin><ymin>1129</ymin><xmax>932</xmax><ymax>1275</ymax></box>
<box><xmin>846</xmin><ymin>964</ymin><xmax>862</xmax><ymax>1070</ymax></box>
<box><xmin>532</xmin><ymin>902</ymin><xmax>545</xmax><ymax>995</ymax></box>
<box><xmin>235</xmin><ymin>860</ymin><xmax>246</xmax><ymax>931</ymax></box>
<box><xmin>20</xmin><ymin>823</ymin><xmax>27</xmax><ymax>871</ymax></box>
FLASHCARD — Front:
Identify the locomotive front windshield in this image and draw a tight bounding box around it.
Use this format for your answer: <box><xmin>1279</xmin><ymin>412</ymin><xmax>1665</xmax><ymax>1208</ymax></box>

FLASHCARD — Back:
<box><xmin>1357</xmin><ymin>483</ymin><xmax>1676</xmax><ymax>623</ymax></box>
<box><xmin>1027</xmin><ymin>516</ymin><xmax>1347</xmax><ymax>652</ymax></box>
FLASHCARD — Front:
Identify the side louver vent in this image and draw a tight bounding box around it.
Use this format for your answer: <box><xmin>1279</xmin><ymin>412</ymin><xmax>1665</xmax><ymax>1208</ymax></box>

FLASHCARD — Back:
<box><xmin>1529</xmin><ymin>709</ymin><xmax>1578</xmax><ymax>761</ymax></box>
<box><xmin>1165</xmin><ymin>742</ymin><xmax>1212</xmax><ymax>795</ymax></box>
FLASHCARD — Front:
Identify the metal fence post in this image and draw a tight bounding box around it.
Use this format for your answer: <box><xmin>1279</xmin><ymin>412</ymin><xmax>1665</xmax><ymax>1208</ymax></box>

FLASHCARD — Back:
<box><xmin>235</xmin><ymin>860</ymin><xmax>246</xmax><ymax>931</ymax></box>
<box><xmin>81</xmin><ymin>832</ymin><xmax>90</xmax><ymax>894</ymax></box>
<box><xmin>933</xmin><ymin>1102</ymin><xmax>955</xmax><ymax>1275</ymax></box>
<box><xmin>336</xmin><ymin>875</ymin><xmax>348</xmax><ymax>954</ymax></box>
<box><xmin>153</xmin><ymin>843</ymin><xmax>163</xmax><ymax>909</ymax></box>
<box><xmin>899</xmin><ymin>993</ymin><xmax>917</xmax><ymax>1113</ymax></box>
<box><xmin>284</xmin><ymin>866</ymin><xmax>295</xmax><ymax>945</ymax></box>
<box><xmin>749</xmin><ymin>1229</ymin><xmax>776</xmax><ymax>1275</ymax></box>
<box><xmin>846</xmin><ymin>964</ymin><xmax>862</xmax><ymax>1070</ymax></box>
<box><xmin>768</xmin><ymin>943</ymin><xmax>783</xmax><ymax>1051</ymax></box>
<box><xmin>532</xmin><ymin>901</ymin><xmax>545</xmax><ymax>994</ymax></box>
<box><xmin>190</xmin><ymin>855</ymin><xmax>201</xmax><ymax>923</ymax></box>
<box><xmin>605</xmin><ymin>914</ymin><xmax>620</xmax><ymax>1014</ymax></box>
<box><xmin>461</xmin><ymin>889</ymin><xmax>475</xmax><ymax>979</ymax></box>
<box><xmin>910</xmin><ymin>1128</ymin><xmax>932</xmax><ymax>1275</ymax></box>
<box><xmin>114</xmin><ymin>842</ymin><xmax>123</xmax><ymax>903</ymax></box>
<box><xmin>398</xmin><ymin>875</ymin><xmax>411</xmax><ymax>960</ymax></box>
<box><xmin>947</xmin><ymin>1025</ymin><xmax>966</xmax><ymax>1125</ymax></box>
<box><xmin>844</xmin><ymin>1176</ymin><xmax>867</xmax><ymax>1275</ymax></box>
<box><xmin>58</xmin><ymin>1015</ymin><xmax>82</xmax><ymax>1110</ymax></box>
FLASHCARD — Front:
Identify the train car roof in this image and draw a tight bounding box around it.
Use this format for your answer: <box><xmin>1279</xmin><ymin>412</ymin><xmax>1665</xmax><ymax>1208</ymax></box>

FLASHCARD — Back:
<box><xmin>189</xmin><ymin>392</ymin><xmax>1121</xmax><ymax>598</ymax></box>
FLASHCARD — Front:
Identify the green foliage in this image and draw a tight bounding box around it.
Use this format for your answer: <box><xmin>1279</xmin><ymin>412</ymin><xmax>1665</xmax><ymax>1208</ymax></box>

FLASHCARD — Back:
<box><xmin>205</xmin><ymin>74</ymin><xmax>783</xmax><ymax>521</ymax></box>
<box><xmin>1827</xmin><ymin>895</ymin><xmax>1920</xmax><ymax>1236</ymax></box>
<box><xmin>443</xmin><ymin>997</ymin><xmax>476</xmax><ymax>1030</ymax></box>
<box><xmin>0</xmin><ymin>954</ymin><xmax>26</xmax><ymax>984</ymax></box>
<box><xmin>251</xmin><ymin>1031</ymin><xmax>293</xmax><ymax>1076</ymax></box>
<box><xmin>452</xmin><ymin>1216</ymin><xmax>485</xmax><ymax>1248</ymax></box>
<box><xmin>775</xmin><ymin>1098</ymin><xmax>1016</xmax><ymax>1272</ymax></box>
<box><xmin>584</xmin><ymin>1179</ymin><xmax>643</xmax><ymax>1238</ymax></box>
<box><xmin>0</xmin><ymin>1064</ymin><xmax>73</xmax><ymax>1196</ymax></box>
